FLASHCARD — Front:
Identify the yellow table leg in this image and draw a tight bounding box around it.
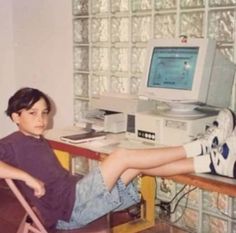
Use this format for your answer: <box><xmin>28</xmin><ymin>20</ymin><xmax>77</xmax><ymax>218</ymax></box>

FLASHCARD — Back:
<box><xmin>53</xmin><ymin>149</ymin><xmax>70</xmax><ymax>171</ymax></box>
<box><xmin>112</xmin><ymin>176</ymin><xmax>156</xmax><ymax>233</ymax></box>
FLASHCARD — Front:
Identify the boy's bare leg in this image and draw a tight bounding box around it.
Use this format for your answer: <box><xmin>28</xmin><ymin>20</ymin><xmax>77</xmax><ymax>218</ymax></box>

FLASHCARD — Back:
<box><xmin>100</xmin><ymin>151</ymin><xmax>214</xmax><ymax>192</ymax></box>
<box><xmin>140</xmin><ymin>158</ymin><xmax>194</xmax><ymax>177</ymax></box>
<box><xmin>116</xmin><ymin>158</ymin><xmax>194</xmax><ymax>185</ymax></box>
<box><xmin>100</xmin><ymin>146</ymin><xmax>186</xmax><ymax>191</ymax></box>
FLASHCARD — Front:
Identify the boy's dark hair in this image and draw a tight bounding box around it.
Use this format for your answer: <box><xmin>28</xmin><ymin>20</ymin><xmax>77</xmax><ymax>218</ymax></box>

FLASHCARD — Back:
<box><xmin>5</xmin><ymin>87</ymin><xmax>51</xmax><ymax>118</ymax></box>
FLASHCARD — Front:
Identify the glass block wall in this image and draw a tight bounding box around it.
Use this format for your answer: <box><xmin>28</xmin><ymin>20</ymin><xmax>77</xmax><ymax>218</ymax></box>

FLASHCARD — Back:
<box><xmin>72</xmin><ymin>0</ymin><xmax>236</xmax><ymax>121</ymax></box>
<box><xmin>156</xmin><ymin>177</ymin><xmax>236</xmax><ymax>233</ymax></box>
<box><xmin>72</xmin><ymin>0</ymin><xmax>236</xmax><ymax>232</ymax></box>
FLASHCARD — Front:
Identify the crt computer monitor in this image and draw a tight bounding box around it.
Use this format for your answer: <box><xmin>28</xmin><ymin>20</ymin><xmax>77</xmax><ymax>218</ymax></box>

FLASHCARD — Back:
<box><xmin>139</xmin><ymin>38</ymin><xmax>236</xmax><ymax>117</ymax></box>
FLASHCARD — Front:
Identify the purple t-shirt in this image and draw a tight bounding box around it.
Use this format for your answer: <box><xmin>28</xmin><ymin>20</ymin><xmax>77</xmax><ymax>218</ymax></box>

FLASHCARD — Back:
<box><xmin>0</xmin><ymin>131</ymin><xmax>79</xmax><ymax>229</ymax></box>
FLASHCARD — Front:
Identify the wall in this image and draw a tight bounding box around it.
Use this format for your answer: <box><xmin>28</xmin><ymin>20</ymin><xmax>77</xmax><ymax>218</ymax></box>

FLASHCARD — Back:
<box><xmin>13</xmin><ymin>0</ymin><xmax>74</xmax><ymax>130</ymax></box>
<box><xmin>0</xmin><ymin>0</ymin><xmax>74</xmax><ymax>137</ymax></box>
<box><xmin>0</xmin><ymin>0</ymin><xmax>17</xmax><ymax>136</ymax></box>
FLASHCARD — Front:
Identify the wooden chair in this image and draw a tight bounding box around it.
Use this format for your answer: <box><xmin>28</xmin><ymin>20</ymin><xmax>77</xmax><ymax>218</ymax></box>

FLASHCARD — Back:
<box><xmin>5</xmin><ymin>178</ymin><xmax>110</xmax><ymax>233</ymax></box>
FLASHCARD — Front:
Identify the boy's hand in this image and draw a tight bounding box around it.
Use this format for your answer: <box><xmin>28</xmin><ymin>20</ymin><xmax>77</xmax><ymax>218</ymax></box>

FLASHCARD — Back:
<box><xmin>25</xmin><ymin>176</ymin><xmax>45</xmax><ymax>198</ymax></box>
<box><xmin>0</xmin><ymin>161</ymin><xmax>45</xmax><ymax>198</ymax></box>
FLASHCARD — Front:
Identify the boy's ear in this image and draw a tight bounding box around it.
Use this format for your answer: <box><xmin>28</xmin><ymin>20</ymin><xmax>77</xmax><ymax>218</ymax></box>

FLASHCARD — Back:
<box><xmin>11</xmin><ymin>112</ymin><xmax>20</xmax><ymax>124</ymax></box>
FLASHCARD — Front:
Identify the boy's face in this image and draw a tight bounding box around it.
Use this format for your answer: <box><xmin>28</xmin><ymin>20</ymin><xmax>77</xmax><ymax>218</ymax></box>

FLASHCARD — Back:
<box><xmin>12</xmin><ymin>98</ymin><xmax>49</xmax><ymax>138</ymax></box>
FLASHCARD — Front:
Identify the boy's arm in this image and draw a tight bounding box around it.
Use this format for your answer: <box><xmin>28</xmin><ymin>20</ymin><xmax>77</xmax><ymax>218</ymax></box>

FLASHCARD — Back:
<box><xmin>0</xmin><ymin>161</ymin><xmax>45</xmax><ymax>198</ymax></box>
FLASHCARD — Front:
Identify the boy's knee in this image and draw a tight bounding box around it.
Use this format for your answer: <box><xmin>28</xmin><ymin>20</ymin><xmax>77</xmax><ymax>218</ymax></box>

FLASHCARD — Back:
<box><xmin>111</xmin><ymin>148</ymin><xmax>127</xmax><ymax>157</ymax></box>
<box><xmin>110</xmin><ymin>148</ymin><xmax>128</xmax><ymax>163</ymax></box>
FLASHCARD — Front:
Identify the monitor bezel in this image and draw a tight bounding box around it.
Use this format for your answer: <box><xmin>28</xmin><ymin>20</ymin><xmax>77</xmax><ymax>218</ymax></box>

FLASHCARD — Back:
<box><xmin>139</xmin><ymin>38</ymin><xmax>217</xmax><ymax>104</ymax></box>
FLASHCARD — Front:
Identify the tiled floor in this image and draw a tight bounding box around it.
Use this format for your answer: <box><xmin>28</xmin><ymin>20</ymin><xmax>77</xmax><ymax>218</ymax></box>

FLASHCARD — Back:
<box><xmin>0</xmin><ymin>180</ymin><xmax>188</xmax><ymax>233</ymax></box>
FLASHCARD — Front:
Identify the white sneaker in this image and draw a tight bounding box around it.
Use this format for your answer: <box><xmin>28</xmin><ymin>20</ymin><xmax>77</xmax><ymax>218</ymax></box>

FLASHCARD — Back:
<box><xmin>210</xmin><ymin>133</ymin><xmax>236</xmax><ymax>178</ymax></box>
<box><xmin>202</xmin><ymin>108</ymin><xmax>235</xmax><ymax>153</ymax></box>
<box><xmin>184</xmin><ymin>108</ymin><xmax>235</xmax><ymax>157</ymax></box>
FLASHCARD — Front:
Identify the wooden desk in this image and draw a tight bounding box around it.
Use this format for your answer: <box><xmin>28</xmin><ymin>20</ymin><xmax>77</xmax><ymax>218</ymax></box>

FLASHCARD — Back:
<box><xmin>170</xmin><ymin>173</ymin><xmax>236</xmax><ymax>197</ymax></box>
<box><xmin>45</xmin><ymin>128</ymin><xmax>236</xmax><ymax>233</ymax></box>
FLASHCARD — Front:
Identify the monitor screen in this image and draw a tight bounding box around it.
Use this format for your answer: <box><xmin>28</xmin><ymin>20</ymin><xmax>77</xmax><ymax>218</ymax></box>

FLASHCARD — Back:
<box><xmin>148</xmin><ymin>47</ymin><xmax>198</xmax><ymax>90</ymax></box>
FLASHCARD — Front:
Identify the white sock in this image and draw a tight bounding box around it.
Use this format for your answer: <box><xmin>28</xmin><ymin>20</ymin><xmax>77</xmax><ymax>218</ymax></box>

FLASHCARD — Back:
<box><xmin>183</xmin><ymin>140</ymin><xmax>203</xmax><ymax>158</ymax></box>
<box><xmin>193</xmin><ymin>155</ymin><xmax>211</xmax><ymax>173</ymax></box>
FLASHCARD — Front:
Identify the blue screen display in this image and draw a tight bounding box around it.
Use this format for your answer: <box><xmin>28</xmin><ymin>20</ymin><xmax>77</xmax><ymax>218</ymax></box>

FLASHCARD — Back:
<box><xmin>147</xmin><ymin>47</ymin><xmax>199</xmax><ymax>90</ymax></box>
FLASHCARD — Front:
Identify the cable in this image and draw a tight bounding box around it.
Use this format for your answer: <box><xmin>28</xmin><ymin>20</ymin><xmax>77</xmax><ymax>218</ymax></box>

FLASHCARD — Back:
<box><xmin>155</xmin><ymin>184</ymin><xmax>187</xmax><ymax>219</ymax></box>
<box><xmin>171</xmin><ymin>186</ymin><xmax>197</xmax><ymax>224</ymax></box>
<box><xmin>169</xmin><ymin>184</ymin><xmax>187</xmax><ymax>204</ymax></box>
<box><xmin>155</xmin><ymin>184</ymin><xmax>187</xmax><ymax>207</ymax></box>
<box><xmin>170</xmin><ymin>186</ymin><xmax>197</xmax><ymax>215</ymax></box>
<box><xmin>156</xmin><ymin>184</ymin><xmax>197</xmax><ymax>223</ymax></box>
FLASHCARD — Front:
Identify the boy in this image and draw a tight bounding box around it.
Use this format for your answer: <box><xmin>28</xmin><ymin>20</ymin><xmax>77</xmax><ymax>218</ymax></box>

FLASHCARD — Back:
<box><xmin>0</xmin><ymin>87</ymin><xmax>236</xmax><ymax>230</ymax></box>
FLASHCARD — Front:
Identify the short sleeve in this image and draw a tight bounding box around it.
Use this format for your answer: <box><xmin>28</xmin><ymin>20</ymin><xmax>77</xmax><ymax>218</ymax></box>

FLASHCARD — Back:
<box><xmin>0</xmin><ymin>141</ymin><xmax>16</xmax><ymax>165</ymax></box>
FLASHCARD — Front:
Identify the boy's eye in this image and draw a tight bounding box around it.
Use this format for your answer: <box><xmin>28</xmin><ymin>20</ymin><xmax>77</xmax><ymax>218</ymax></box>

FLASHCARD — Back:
<box><xmin>29</xmin><ymin>111</ymin><xmax>37</xmax><ymax>116</ymax></box>
<box><xmin>42</xmin><ymin>110</ymin><xmax>49</xmax><ymax>115</ymax></box>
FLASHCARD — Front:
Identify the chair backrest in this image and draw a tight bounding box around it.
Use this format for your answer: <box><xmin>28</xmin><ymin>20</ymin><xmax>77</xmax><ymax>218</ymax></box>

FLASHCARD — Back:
<box><xmin>5</xmin><ymin>178</ymin><xmax>48</xmax><ymax>233</ymax></box>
